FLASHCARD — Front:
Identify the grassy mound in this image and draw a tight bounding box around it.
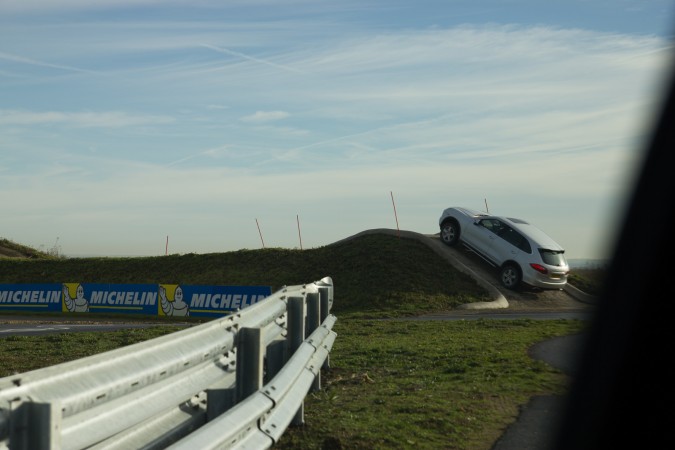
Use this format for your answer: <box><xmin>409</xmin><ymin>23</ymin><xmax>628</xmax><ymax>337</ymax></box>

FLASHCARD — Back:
<box><xmin>0</xmin><ymin>233</ymin><xmax>490</xmax><ymax>317</ymax></box>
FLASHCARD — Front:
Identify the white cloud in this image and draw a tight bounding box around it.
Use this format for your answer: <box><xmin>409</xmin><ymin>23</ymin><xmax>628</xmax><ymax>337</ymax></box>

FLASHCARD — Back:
<box><xmin>0</xmin><ymin>0</ymin><xmax>176</xmax><ymax>13</ymax></box>
<box><xmin>0</xmin><ymin>0</ymin><xmax>286</xmax><ymax>13</ymax></box>
<box><xmin>240</xmin><ymin>111</ymin><xmax>290</xmax><ymax>123</ymax></box>
<box><xmin>0</xmin><ymin>110</ymin><xmax>175</xmax><ymax>128</ymax></box>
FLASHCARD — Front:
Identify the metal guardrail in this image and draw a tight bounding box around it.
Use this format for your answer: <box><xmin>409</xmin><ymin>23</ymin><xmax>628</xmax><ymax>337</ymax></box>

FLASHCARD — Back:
<box><xmin>0</xmin><ymin>277</ymin><xmax>336</xmax><ymax>449</ymax></box>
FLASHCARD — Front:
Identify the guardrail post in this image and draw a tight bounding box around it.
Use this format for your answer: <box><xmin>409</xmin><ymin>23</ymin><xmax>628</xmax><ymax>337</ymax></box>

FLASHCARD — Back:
<box><xmin>207</xmin><ymin>388</ymin><xmax>235</xmax><ymax>421</ymax></box>
<box><xmin>319</xmin><ymin>286</ymin><xmax>331</xmax><ymax>370</ymax></box>
<box><xmin>306</xmin><ymin>291</ymin><xmax>322</xmax><ymax>392</ymax></box>
<box><xmin>236</xmin><ymin>327</ymin><xmax>264</xmax><ymax>403</ymax></box>
<box><xmin>287</xmin><ymin>296</ymin><xmax>305</xmax><ymax>425</ymax></box>
<box><xmin>288</xmin><ymin>296</ymin><xmax>306</xmax><ymax>353</ymax></box>
<box><xmin>10</xmin><ymin>401</ymin><xmax>60</xmax><ymax>450</ymax></box>
<box><xmin>318</xmin><ymin>287</ymin><xmax>330</xmax><ymax>323</ymax></box>
<box><xmin>306</xmin><ymin>292</ymin><xmax>321</xmax><ymax>336</ymax></box>
<box><xmin>265</xmin><ymin>338</ymin><xmax>286</xmax><ymax>383</ymax></box>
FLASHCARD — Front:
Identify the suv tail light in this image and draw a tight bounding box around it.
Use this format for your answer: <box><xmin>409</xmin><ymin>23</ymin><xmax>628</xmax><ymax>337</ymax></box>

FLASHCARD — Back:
<box><xmin>530</xmin><ymin>263</ymin><xmax>548</xmax><ymax>274</ymax></box>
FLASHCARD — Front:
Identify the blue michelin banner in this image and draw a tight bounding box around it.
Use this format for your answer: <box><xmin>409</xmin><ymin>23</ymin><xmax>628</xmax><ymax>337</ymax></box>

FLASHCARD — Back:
<box><xmin>62</xmin><ymin>283</ymin><xmax>159</xmax><ymax>315</ymax></box>
<box><xmin>158</xmin><ymin>284</ymin><xmax>272</xmax><ymax>318</ymax></box>
<box><xmin>0</xmin><ymin>283</ymin><xmax>272</xmax><ymax>317</ymax></box>
<box><xmin>0</xmin><ymin>284</ymin><xmax>62</xmax><ymax>312</ymax></box>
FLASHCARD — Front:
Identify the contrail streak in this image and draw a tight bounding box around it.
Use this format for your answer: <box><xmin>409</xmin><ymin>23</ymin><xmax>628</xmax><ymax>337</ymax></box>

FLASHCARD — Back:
<box><xmin>0</xmin><ymin>51</ymin><xmax>97</xmax><ymax>74</ymax></box>
<box><xmin>200</xmin><ymin>43</ymin><xmax>306</xmax><ymax>74</ymax></box>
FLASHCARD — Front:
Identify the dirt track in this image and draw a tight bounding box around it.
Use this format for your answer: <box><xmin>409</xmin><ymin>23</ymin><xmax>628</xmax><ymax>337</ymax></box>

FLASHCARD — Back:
<box><xmin>339</xmin><ymin>229</ymin><xmax>596</xmax><ymax>314</ymax></box>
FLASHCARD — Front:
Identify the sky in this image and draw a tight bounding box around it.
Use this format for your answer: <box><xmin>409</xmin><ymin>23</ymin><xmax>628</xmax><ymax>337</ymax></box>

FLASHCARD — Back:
<box><xmin>1</xmin><ymin>1</ymin><xmax>673</xmax><ymax>260</ymax></box>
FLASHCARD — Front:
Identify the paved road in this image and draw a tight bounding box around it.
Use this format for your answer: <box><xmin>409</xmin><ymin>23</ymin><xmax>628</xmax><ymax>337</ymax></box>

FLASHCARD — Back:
<box><xmin>411</xmin><ymin>310</ymin><xmax>591</xmax><ymax>321</ymax></box>
<box><xmin>0</xmin><ymin>322</ymin><xmax>174</xmax><ymax>336</ymax></box>
<box><xmin>491</xmin><ymin>333</ymin><xmax>586</xmax><ymax>450</ymax></box>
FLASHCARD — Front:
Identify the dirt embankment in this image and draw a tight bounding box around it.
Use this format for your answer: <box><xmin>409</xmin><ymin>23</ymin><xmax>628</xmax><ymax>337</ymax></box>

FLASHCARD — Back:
<box><xmin>0</xmin><ymin>240</ymin><xmax>49</xmax><ymax>259</ymax></box>
<box><xmin>0</xmin><ymin>247</ymin><xmax>26</xmax><ymax>258</ymax></box>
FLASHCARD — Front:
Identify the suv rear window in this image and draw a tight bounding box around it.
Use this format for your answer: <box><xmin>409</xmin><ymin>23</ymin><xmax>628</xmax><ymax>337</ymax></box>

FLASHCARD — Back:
<box><xmin>539</xmin><ymin>249</ymin><xmax>566</xmax><ymax>266</ymax></box>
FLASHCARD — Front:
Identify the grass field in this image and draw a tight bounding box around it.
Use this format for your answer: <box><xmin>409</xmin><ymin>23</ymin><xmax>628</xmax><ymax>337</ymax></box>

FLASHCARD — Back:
<box><xmin>278</xmin><ymin>318</ymin><xmax>584</xmax><ymax>449</ymax></box>
<box><xmin>0</xmin><ymin>234</ymin><xmax>599</xmax><ymax>449</ymax></box>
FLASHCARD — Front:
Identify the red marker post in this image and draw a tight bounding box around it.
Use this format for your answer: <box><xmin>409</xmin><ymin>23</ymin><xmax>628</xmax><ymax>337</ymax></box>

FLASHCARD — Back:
<box><xmin>297</xmin><ymin>215</ymin><xmax>303</xmax><ymax>250</ymax></box>
<box><xmin>391</xmin><ymin>191</ymin><xmax>400</xmax><ymax>238</ymax></box>
<box><xmin>256</xmin><ymin>219</ymin><xmax>265</xmax><ymax>249</ymax></box>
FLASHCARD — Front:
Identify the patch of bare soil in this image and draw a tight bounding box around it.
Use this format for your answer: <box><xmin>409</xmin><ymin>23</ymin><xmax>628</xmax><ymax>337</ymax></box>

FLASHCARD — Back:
<box><xmin>442</xmin><ymin>240</ymin><xmax>594</xmax><ymax>311</ymax></box>
<box><xmin>0</xmin><ymin>247</ymin><xmax>27</xmax><ymax>258</ymax></box>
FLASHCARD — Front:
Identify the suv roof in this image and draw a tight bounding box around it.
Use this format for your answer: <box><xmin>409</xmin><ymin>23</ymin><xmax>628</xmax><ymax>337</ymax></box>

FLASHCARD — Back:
<box><xmin>500</xmin><ymin>217</ymin><xmax>564</xmax><ymax>251</ymax></box>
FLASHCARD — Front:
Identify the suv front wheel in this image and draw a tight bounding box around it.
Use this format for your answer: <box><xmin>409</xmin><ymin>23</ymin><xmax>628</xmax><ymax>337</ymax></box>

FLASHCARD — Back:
<box><xmin>440</xmin><ymin>221</ymin><xmax>460</xmax><ymax>246</ymax></box>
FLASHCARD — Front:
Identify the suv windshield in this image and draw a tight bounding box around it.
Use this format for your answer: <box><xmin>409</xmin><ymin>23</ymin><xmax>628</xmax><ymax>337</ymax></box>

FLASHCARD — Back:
<box><xmin>539</xmin><ymin>249</ymin><xmax>566</xmax><ymax>267</ymax></box>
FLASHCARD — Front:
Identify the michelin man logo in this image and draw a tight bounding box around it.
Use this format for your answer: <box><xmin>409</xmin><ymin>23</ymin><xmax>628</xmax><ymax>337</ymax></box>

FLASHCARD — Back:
<box><xmin>62</xmin><ymin>283</ymin><xmax>89</xmax><ymax>312</ymax></box>
<box><xmin>159</xmin><ymin>284</ymin><xmax>189</xmax><ymax>317</ymax></box>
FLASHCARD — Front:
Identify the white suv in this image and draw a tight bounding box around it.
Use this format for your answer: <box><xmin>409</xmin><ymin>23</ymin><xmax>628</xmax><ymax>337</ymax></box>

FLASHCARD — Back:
<box><xmin>439</xmin><ymin>207</ymin><xmax>570</xmax><ymax>290</ymax></box>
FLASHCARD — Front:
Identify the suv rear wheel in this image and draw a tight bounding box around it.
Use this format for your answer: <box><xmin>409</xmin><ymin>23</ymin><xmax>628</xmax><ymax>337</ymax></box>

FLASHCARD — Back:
<box><xmin>500</xmin><ymin>263</ymin><xmax>521</xmax><ymax>289</ymax></box>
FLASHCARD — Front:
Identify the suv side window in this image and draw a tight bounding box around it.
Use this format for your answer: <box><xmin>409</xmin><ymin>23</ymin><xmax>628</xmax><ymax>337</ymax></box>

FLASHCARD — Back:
<box><xmin>498</xmin><ymin>226</ymin><xmax>532</xmax><ymax>254</ymax></box>
<box><xmin>479</xmin><ymin>219</ymin><xmax>504</xmax><ymax>234</ymax></box>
